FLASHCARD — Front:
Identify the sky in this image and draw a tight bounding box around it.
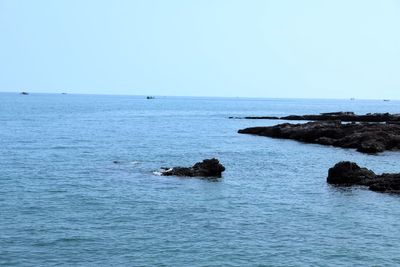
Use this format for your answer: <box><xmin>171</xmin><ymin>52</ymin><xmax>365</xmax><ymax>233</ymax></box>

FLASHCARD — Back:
<box><xmin>0</xmin><ymin>0</ymin><xmax>399</xmax><ymax>99</ymax></box>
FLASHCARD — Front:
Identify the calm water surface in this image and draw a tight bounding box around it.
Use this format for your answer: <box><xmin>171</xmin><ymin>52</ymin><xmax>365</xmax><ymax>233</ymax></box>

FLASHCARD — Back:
<box><xmin>1</xmin><ymin>93</ymin><xmax>400</xmax><ymax>266</ymax></box>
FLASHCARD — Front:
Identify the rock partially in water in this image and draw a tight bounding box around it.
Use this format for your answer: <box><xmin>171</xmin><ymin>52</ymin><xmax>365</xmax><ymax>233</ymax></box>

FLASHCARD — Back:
<box><xmin>231</xmin><ymin>112</ymin><xmax>400</xmax><ymax>123</ymax></box>
<box><xmin>281</xmin><ymin>112</ymin><xmax>400</xmax><ymax>123</ymax></box>
<box><xmin>327</xmin><ymin>161</ymin><xmax>400</xmax><ymax>194</ymax></box>
<box><xmin>160</xmin><ymin>158</ymin><xmax>225</xmax><ymax>178</ymax></box>
<box><xmin>368</xmin><ymin>174</ymin><xmax>400</xmax><ymax>194</ymax></box>
<box><xmin>238</xmin><ymin>121</ymin><xmax>400</xmax><ymax>154</ymax></box>
<box><xmin>327</xmin><ymin>161</ymin><xmax>376</xmax><ymax>185</ymax></box>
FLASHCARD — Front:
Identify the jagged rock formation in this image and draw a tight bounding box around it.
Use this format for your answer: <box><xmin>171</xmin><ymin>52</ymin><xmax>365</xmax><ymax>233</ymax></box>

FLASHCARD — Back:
<box><xmin>238</xmin><ymin>121</ymin><xmax>400</xmax><ymax>154</ymax></box>
<box><xmin>327</xmin><ymin>162</ymin><xmax>400</xmax><ymax>194</ymax></box>
<box><xmin>231</xmin><ymin>112</ymin><xmax>400</xmax><ymax>123</ymax></box>
<box><xmin>159</xmin><ymin>158</ymin><xmax>225</xmax><ymax>178</ymax></box>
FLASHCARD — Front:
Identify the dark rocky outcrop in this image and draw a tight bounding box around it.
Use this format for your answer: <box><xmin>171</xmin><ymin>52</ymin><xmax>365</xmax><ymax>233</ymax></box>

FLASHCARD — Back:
<box><xmin>238</xmin><ymin>121</ymin><xmax>400</xmax><ymax>154</ymax></box>
<box><xmin>368</xmin><ymin>174</ymin><xmax>400</xmax><ymax>193</ymax></box>
<box><xmin>231</xmin><ymin>112</ymin><xmax>400</xmax><ymax>123</ymax></box>
<box><xmin>327</xmin><ymin>162</ymin><xmax>400</xmax><ymax>194</ymax></box>
<box><xmin>160</xmin><ymin>158</ymin><xmax>225</xmax><ymax>178</ymax></box>
<box><xmin>327</xmin><ymin>161</ymin><xmax>376</xmax><ymax>185</ymax></box>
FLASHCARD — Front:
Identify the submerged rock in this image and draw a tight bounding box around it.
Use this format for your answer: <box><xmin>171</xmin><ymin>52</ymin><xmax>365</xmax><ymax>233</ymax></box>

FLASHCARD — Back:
<box><xmin>160</xmin><ymin>158</ymin><xmax>225</xmax><ymax>178</ymax></box>
<box><xmin>327</xmin><ymin>161</ymin><xmax>400</xmax><ymax>194</ymax></box>
<box><xmin>238</xmin><ymin>121</ymin><xmax>400</xmax><ymax>154</ymax></box>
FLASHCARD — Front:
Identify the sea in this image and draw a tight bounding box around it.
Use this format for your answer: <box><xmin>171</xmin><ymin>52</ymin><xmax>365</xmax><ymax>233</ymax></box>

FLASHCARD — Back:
<box><xmin>1</xmin><ymin>93</ymin><xmax>400</xmax><ymax>266</ymax></box>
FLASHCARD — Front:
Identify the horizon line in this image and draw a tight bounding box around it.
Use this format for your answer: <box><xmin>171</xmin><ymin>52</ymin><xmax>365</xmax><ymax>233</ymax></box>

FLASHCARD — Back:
<box><xmin>0</xmin><ymin>91</ymin><xmax>398</xmax><ymax>101</ymax></box>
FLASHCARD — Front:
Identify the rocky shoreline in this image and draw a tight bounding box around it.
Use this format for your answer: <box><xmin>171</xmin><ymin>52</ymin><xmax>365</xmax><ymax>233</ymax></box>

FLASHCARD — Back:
<box><xmin>327</xmin><ymin>162</ymin><xmax>400</xmax><ymax>194</ymax></box>
<box><xmin>231</xmin><ymin>112</ymin><xmax>400</xmax><ymax>123</ymax></box>
<box><xmin>238</xmin><ymin>121</ymin><xmax>400</xmax><ymax>154</ymax></box>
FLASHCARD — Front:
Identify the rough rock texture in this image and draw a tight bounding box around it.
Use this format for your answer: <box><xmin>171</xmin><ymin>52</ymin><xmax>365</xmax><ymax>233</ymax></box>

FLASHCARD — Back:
<box><xmin>238</xmin><ymin>121</ymin><xmax>400</xmax><ymax>154</ymax></box>
<box><xmin>327</xmin><ymin>161</ymin><xmax>376</xmax><ymax>185</ymax></box>
<box><xmin>160</xmin><ymin>158</ymin><xmax>225</xmax><ymax>178</ymax></box>
<box><xmin>231</xmin><ymin>112</ymin><xmax>400</xmax><ymax>123</ymax></box>
<box><xmin>368</xmin><ymin>174</ymin><xmax>400</xmax><ymax>193</ymax></box>
<box><xmin>327</xmin><ymin>161</ymin><xmax>400</xmax><ymax>194</ymax></box>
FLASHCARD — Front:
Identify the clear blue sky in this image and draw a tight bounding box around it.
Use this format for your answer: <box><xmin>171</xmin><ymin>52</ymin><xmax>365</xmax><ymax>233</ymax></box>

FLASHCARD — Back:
<box><xmin>1</xmin><ymin>0</ymin><xmax>399</xmax><ymax>99</ymax></box>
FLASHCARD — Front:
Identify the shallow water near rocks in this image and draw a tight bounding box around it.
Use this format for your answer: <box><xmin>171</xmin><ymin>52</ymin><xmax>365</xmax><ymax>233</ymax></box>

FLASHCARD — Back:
<box><xmin>1</xmin><ymin>93</ymin><xmax>400</xmax><ymax>266</ymax></box>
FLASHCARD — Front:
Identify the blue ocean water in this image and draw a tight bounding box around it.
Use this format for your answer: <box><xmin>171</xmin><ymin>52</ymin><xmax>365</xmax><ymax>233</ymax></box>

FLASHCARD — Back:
<box><xmin>1</xmin><ymin>93</ymin><xmax>400</xmax><ymax>266</ymax></box>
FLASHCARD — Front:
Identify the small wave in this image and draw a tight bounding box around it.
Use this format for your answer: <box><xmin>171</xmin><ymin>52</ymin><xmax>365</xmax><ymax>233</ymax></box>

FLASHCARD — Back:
<box><xmin>51</xmin><ymin>146</ymin><xmax>69</xmax><ymax>149</ymax></box>
<box><xmin>113</xmin><ymin>160</ymin><xmax>140</xmax><ymax>165</ymax></box>
<box><xmin>34</xmin><ymin>237</ymin><xmax>92</xmax><ymax>247</ymax></box>
<box><xmin>153</xmin><ymin>168</ymin><xmax>170</xmax><ymax>176</ymax></box>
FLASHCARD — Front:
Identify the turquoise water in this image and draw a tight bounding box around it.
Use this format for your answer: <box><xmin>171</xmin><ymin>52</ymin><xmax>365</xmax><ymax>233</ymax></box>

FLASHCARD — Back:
<box><xmin>1</xmin><ymin>93</ymin><xmax>400</xmax><ymax>266</ymax></box>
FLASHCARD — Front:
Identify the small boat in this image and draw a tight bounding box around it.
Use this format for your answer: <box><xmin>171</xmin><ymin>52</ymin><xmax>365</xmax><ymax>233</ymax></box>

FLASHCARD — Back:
<box><xmin>20</xmin><ymin>92</ymin><xmax>29</xmax><ymax>95</ymax></box>
<box><xmin>350</xmin><ymin>97</ymin><xmax>355</xmax><ymax>101</ymax></box>
<box><xmin>146</xmin><ymin>96</ymin><xmax>155</xmax><ymax>99</ymax></box>
<box><xmin>383</xmin><ymin>99</ymin><xmax>390</xmax><ymax>102</ymax></box>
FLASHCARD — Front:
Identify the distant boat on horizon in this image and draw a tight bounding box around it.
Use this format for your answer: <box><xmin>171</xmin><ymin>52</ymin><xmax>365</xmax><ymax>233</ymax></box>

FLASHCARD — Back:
<box><xmin>383</xmin><ymin>99</ymin><xmax>390</xmax><ymax>102</ymax></box>
<box><xmin>146</xmin><ymin>96</ymin><xmax>155</xmax><ymax>99</ymax></box>
<box><xmin>20</xmin><ymin>91</ymin><xmax>29</xmax><ymax>95</ymax></box>
<box><xmin>350</xmin><ymin>97</ymin><xmax>355</xmax><ymax>101</ymax></box>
